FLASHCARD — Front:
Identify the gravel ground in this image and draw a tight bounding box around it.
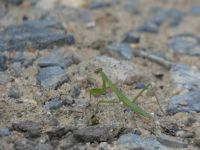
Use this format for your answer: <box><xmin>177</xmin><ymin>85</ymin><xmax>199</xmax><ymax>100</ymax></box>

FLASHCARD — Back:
<box><xmin>0</xmin><ymin>0</ymin><xmax>200</xmax><ymax>149</ymax></box>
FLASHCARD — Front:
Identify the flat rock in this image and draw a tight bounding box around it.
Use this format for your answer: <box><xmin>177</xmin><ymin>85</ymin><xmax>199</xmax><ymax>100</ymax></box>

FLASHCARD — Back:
<box><xmin>168</xmin><ymin>34</ymin><xmax>200</xmax><ymax>56</ymax></box>
<box><xmin>38</xmin><ymin>52</ymin><xmax>73</xmax><ymax>68</ymax></box>
<box><xmin>170</xmin><ymin>64</ymin><xmax>200</xmax><ymax>90</ymax></box>
<box><xmin>150</xmin><ymin>8</ymin><xmax>184</xmax><ymax>27</ymax></box>
<box><xmin>46</xmin><ymin>126</ymin><xmax>77</xmax><ymax>140</ymax></box>
<box><xmin>73</xmin><ymin>125</ymin><xmax>121</xmax><ymax>143</ymax></box>
<box><xmin>168</xmin><ymin>91</ymin><xmax>200</xmax><ymax>114</ymax></box>
<box><xmin>121</xmin><ymin>0</ymin><xmax>139</xmax><ymax>14</ymax></box>
<box><xmin>37</xmin><ymin>66</ymin><xmax>69</xmax><ymax>89</ymax></box>
<box><xmin>94</xmin><ymin>56</ymin><xmax>146</xmax><ymax>83</ymax></box>
<box><xmin>0</xmin><ymin>55</ymin><xmax>7</xmax><ymax>71</ymax></box>
<box><xmin>44</xmin><ymin>98</ymin><xmax>64</xmax><ymax>110</ymax></box>
<box><xmin>157</xmin><ymin>134</ymin><xmax>188</xmax><ymax>148</ymax></box>
<box><xmin>105</xmin><ymin>43</ymin><xmax>134</xmax><ymax>60</ymax></box>
<box><xmin>0</xmin><ymin>128</ymin><xmax>11</xmax><ymax>137</ymax></box>
<box><xmin>0</xmin><ymin>20</ymin><xmax>75</xmax><ymax>52</ymax></box>
<box><xmin>87</xmin><ymin>0</ymin><xmax>111</xmax><ymax>9</ymax></box>
<box><xmin>5</xmin><ymin>0</ymin><xmax>24</xmax><ymax>5</ymax></box>
<box><xmin>14</xmin><ymin>138</ymin><xmax>53</xmax><ymax>150</ymax></box>
<box><xmin>137</xmin><ymin>21</ymin><xmax>159</xmax><ymax>33</ymax></box>
<box><xmin>122</xmin><ymin>31</ymin><xmax>140</xmax><ymax>44</ymax></box>
<box><xmin>117</xmin><ymin>133</ymin><xmax>167</xmax><ymax>150</ymax></box>
<box><xmin>137</xmin><ymin>8</ymin><xmax>184</xmax><ymax>33</ymax></box>
<box><xmin>190</xmin><ymin>6</ymin><xmax>200</xmax><ymax>15</ymax></box>
<box><xmin>12</xmin><ymin>120</ymin><xmax>42</xmax><ymax>138</ymax></box>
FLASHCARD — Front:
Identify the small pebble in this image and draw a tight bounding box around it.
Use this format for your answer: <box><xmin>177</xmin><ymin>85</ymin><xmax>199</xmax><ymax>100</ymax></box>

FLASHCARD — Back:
<box><xmin>0</xmin><ymin>128</ymin><xmax>11</xmax><ymax>137</ymax></box>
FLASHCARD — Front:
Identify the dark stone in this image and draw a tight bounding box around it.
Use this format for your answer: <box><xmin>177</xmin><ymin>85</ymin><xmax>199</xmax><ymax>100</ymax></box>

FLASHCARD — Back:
<box><xmin>122</xmin><ymin>31</ymin><xmax>140</xmax><ymax>44</ymax></box>
<box><xmin>38</xmin><ymin>52</ymin><xmax>73</xmax><ymax>68</ymax></box>
<box><xmin>168</xmin><ymin>34</ymin><xmax>200</xmax><ymax>56</ymax></box>
<box><xmin>88</xmin><ymin>0</ymin><xmax>111</xmax><ymax>9</ymax></box>
<box><xmin>168</xmin><ymin>91</ymin><xmax>200</xmax><ymax>114</ymax></box>
<box><xmin>6</xmin><ymin>0</ymin><xmax>24</xmax><ymax>5</ymax></box>
<box><xmin>37</xmin><ymin>66</ymin><xmax>69</xmax><ymax>89</ymax></box>
<box><xmin>157</xmin><ymin>134</ymin><xmax>188</xmax><ymax>148</ymax></box>
<box><xmin>46</xmin><ymin>126</ymin><xmax>77</xmax><ymax>140</ymax></box>
<box><xmin>8</xmin><ymin>87</ymin><xmax>21</xmax><ymax>99</ymax></box>
<box><xmin>12</xmin><ymin>120</ymin><xmax>42</xmax><ymax>138</ymax></box>
<box><xmin>60</xmin><ymin>133</ymin><xmax>77</xmax><ymax>150</ymax></box>
<box><xmin>70</xmin><ymin>85</ymin><xmax>81</xmax><ymax>98</ymax></box>
<box><xmin>0</xmin><ymin>20</ymin><xmax>75</xmax><ymax>52</ymax></box>
<box><xmin>73</xmin><ymin>125</ymin><xmax>121</xmax><ymax>143</ymax></box>
<box><xmin>44</xmin><ymin>98</ymin><xmax>64</xmax><ymax>110</ymax></box>
<box><xmin>0</xmin><ymin>128</ymin><xmax>11</xmax><ymax>137</ymax></box>
<box><xmin>106</xmin><ymin>43</ymin><xmax>134</xmax><ymax>60</ymax></box>
<box><xmin>0</xmin><ymin>55</ymin><xmax>7</xmax><ymax>71</ymax></box>
<box><xmin>135</xmin><ymin>83</ymin><xmax>145</xmax><ymax>89</ymax></box>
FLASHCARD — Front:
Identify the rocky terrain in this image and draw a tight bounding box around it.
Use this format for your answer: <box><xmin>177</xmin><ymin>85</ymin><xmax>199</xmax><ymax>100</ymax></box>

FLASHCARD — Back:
<box><xmin>0</xmin><ymin>0</ymin><xmax>200</xmax><ymax>149</ymax></box>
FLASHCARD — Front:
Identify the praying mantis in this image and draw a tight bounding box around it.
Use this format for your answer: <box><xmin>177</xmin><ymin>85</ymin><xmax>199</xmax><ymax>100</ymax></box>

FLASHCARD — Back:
<box><xmin>90</xmin><ymin>68</ymin><xmax>151</xmax><ymax>118</ymax></box>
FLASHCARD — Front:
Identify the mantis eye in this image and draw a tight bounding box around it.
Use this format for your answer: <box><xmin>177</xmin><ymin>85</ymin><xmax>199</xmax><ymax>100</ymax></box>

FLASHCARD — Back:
<box><xmin>94</xmin><ymin>68</ymin><xmax>102</xmax><ymax>74</ymax></box>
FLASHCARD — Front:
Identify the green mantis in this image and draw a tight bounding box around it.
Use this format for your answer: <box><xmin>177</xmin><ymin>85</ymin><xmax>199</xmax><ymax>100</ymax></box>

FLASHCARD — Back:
<box><xmin>90</xmin><ymin>68</ymin><xmax>151</xmax><ymax>118</ymax></box>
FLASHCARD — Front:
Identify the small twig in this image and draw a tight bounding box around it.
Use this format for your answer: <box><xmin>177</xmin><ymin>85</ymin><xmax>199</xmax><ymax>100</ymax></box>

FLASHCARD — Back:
<box><xmin>134</xmin><ymin>50</ymin><xmax>173</xmax><ymax>70</ymax></box>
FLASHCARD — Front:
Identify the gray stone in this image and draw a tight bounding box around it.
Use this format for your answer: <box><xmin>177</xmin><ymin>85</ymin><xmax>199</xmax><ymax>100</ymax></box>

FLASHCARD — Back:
<box><xmin>157</xmin><ymin>134</ymin><xmax>188</xmax><ymax>148</ymax></box>
<box><xmin>46</xmin><ymin>126</ymin><xmax>76</xmax><ymax>140</ymax></box>
<box><xmin>0</xmin><ymin>55</ymin><xmax>7</xmax><ymax>71</ymax></box>
<box><xmin>35</xmin><ymin>143</ymin><xmax>53</xmax><ymax>150</ymax></box>
<box><xmin>168</xmin><ymin>34</ymin><xmax>200</xmax><ymax>56</ymax></box>
<box><xmin>168</xmin><ymin>91</ymin><xmax>200</xmax><ymax>114</ymax></box>
<box><xmin>37</xmin><ymin>66</ymin><xmax>69</xmax><ymax>89</ymax></box>
<box><xmin>170</xmin><ymin>64</ymin><xmax>200</xmax><ymax>90</ymax></box>
<box><xmin>8</xmin><ymin>87</ymin><xmax>21</xmax><ymax>99</ymax></box>
<box><xmin>14</xmin><ymin>138</ymin><xmax>36</xmax><ymax>150</ymax></box>
<box><xmin>122</xmin><ymin>31</ymin><xmax>140</xmax><ymax>44</ymax></box>
<box><xmin>14</xmin><ymin>138</ymin><xmax>53</xmax><ymax>150</ymax></box>
<box><xmin>190</xmin><ymin>6</ymin><xmax>200</xmax><ymax>15</ymax></box>
<box><xmin>0</xmin><ymin>144</ymin><xmax>4</xmax><ymax>150</ymax></box>
<box><xmin>121</xmin><ymin>0</ymin><xmax>139</xmax><ymax>14</ymax></box>
<box><xmin>0</xmin><ymin>128</ymin><xmax>11</xmax><ymax>137</ymax></box>
<box><xmin>60</xmin><ymin>133</ymin><xmax>77</xmax><ymax>149</ymax></box>
<box><xmin>24</xmin><ymin>19</ymin><xmax>64</xmax><ymax>30</ymax></box>
<box><xmin>70</xmin><ymin>85</ymin><xmax>81</xmax><ymax>98</ymax></box>
<box><xmin>88</xmin><ymin>0</ymin><xmax>111</xmax><ymax>9</ymax></box>
<box><xmin>117</xmin><ymin>133</ymin><xmax>167</xmax><ymax>150</ymax></box>
<box><xmin>38</xmin><ymin>52</ymin><xmax>73</xmax><ymax>68</ymax></box>
<box><xmin>0</xmin><ymin>20</ymin><xmax>75</xmax><ymax>52</ymax></box>
<box><xmin>12</xmin><ymin>120</ymin><xmax>42</xmax><ymax>138</ymax></box>
<box><xmin>151</xmin><ymin>8</ymin><xmax>184</xmax><ymax>27</ymax></box>
<box><xmin>176</xmin><ymin>130</ymin><xmax>194</xmax><ymax>138</ymax></box>
<box><xmin>137</xmin><ymin>21</ymin><xmax>159</xmax><ymax>33</ymax></box>
<box><xmin>137</xmin><ymin>8</ymin><xmax>184</xmax><ymax>33</ymax></box>
<box><xmin>106</xmin><ymin>43</ymin><xmax>134</xmax><ymax>59</ymax></box>
<box><xmin>44</xmin><ymin>98</ymin><xmax>63</xmax><ymax>110</ymax></box>
<box><xmin>73</xmin><ymin>125</ymin><xmax>121</xmax><ymax>143</ymax></box>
